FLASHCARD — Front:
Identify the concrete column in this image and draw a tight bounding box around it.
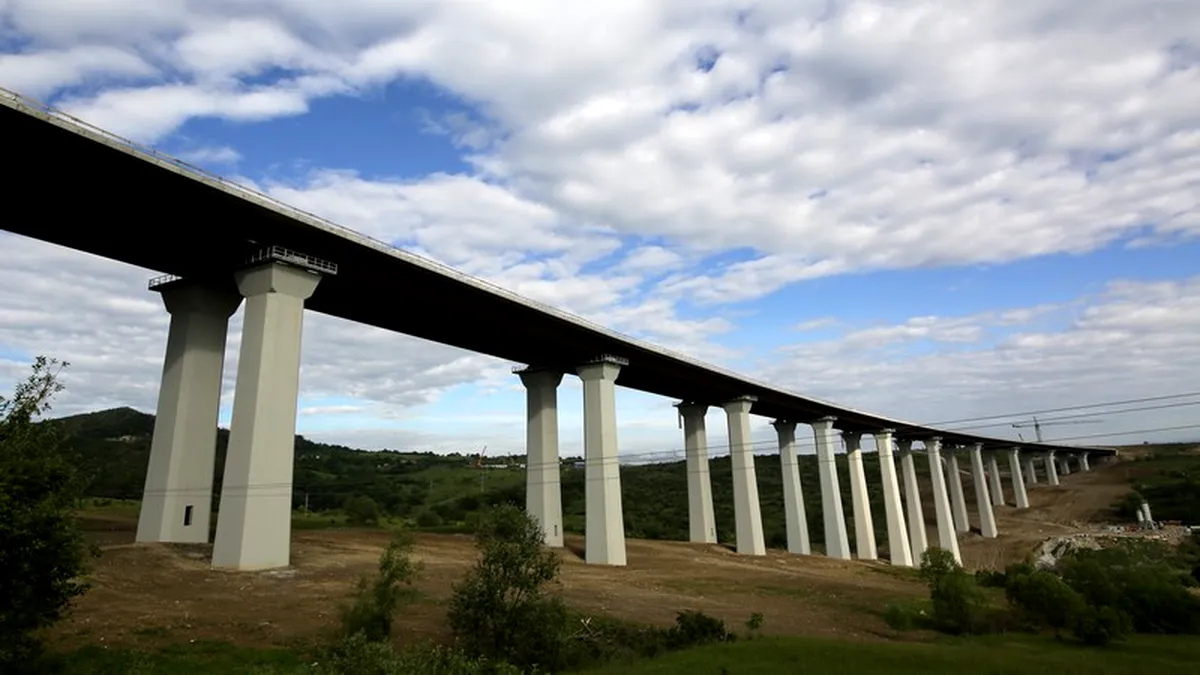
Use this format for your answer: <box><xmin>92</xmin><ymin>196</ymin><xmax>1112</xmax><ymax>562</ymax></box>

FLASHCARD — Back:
<box><xmin>212</xmin><ymin>263</ymin><xmax>320</xmax><ymax>570</ymax></box>
<box><xmin>518</xmin><ymin>368</ymin><xmax>564</xmax><ymax>547</ymax></box>
<box><xmin>1059</xmin><ymin>457</ymin><xmax>1072</xmax><ymax>476</ymax></box>
<box><xmin>925</xmin><ymin>438</ymin><xmax>962</xmax><ymax>564</ymax></box>
<box><xmin>843</xmin><ymin>431</ymin><xmax>877</xmax><ymax>561</ymax></box>
<box><xmin>897</xmin><ymin>440</ymin><xmax>928</xmax><ymax>560</ymax></box>
<box><xmin>986</xmin><ymin>451</ymin><xmax>1005</xmax><ymax>506</ymax></box>
<box><xmin>678</xmin><ymin>402</ymin><xmax>717</xmax><ymax>544</ymax></box>
<box><xmin>136</xmin><ymin>280</ymin><xmax>242</xmax><ymax>545</ymax></box>
<box><xmin>873</xmin><ymin>430</ymin><xmax>912</xmax><ymax>567</ymax></box>
<box><xmin>578</xmin><ymin>356</ymin><xmax>628</xmax><ymax>566</ymax></box>
<box><xmin>944</xmin><ymin>447</ymin><xmax>970</xmax><ymax>534</ymax></box>
<box><xmin>1044</xmin><ymin>452</ymin><xmax>1060</xmax><ymax>486</ymax></box>
<box><xmin>812</xmin><ymin>417</ymin><xmax>851</xmax><ymax>560</ymax></box>
<box><xmin>772</xmin><ymin>420</ymin><xmax>811</xmax><ymax>555</ymax></box>
<box><xmin>1141</xmin><ymin>501</ymin><xmax>1154</xmax><ymax>524</ymax></box>
<box><xmin>968</xmin><ymin>444</ymin><xmax>998</xmax><ymax>538</ymax></box>
<box><xmin>1080</xmin><ymin>453</ymin><xmax>1091</xmax><ymax>472</ymax></box>
<box><xmin>1024</xmin><ymin>456</ymin><xmax>1039</xmax><ymax>485</ymax></box>
<box><xmin>1007</xmin><ymin>448</ymin><xmax>1030</xmax><ymax>509</ymax></box>
<box><xmin>724</xmin><ymin>396</ymin><xmax>765</xmax><ymax>555</ymax></box>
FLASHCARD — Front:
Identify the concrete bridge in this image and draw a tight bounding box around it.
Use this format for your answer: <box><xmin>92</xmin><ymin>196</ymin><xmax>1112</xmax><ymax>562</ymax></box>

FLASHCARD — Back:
<box><xmin>0</xmin><ymin>88</ymin><xmax>1113</xmax><ymax>571</ymax></box>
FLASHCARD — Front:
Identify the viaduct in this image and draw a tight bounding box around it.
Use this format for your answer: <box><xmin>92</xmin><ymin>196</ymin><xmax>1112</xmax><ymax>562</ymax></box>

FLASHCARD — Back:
<box><xmin>0</xmin><ymin>88</ymin><xmax>1113</xmax><ymax>571</ymax></box>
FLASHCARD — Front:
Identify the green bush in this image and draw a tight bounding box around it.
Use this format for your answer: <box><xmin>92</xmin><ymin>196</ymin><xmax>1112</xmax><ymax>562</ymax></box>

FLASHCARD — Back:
<box><xmin>415</xmin><ymin>508</ymin><xmax>444</xmax><ymax>528</ymax></box>
<box><xmin>882</xmin><ymin>603</ymin><xmax>925</xmax><ymax>631</ymax></box>
<box><xmin>340</xmin><ymin>529</ymin><xmax>421</xmax><ymax>642</ymax></box>
<box><xmin>919</xmin><ymin>548</ymin><xmax>991</xmax><ymax>635</ymax></box>
<box><xmin>344</xmin><ymin>495</ymin><xmax>381</xmax><ymax>527</ymax></box>
<box><xmin>447</xmin><ymin>504</ymin><xmax>567</xmax><ymax>672</ymax></box>
<box><xmin>1005</xmin><ymin>567</ymin><xmax>1087</xmax><ymax>635</ymax></box>
<box><xmin>1060</xmin><ymin>546</ymin><xmax>1200</xmax><ymax>635</ymax></box>
<box><xmin>0</xmin><ymin>358</ymin><xmax>93</xmax><ymax>671</ymax></box>
<box><xmin>1072</xmin><ymin>605</ymin><xmax>1132</xmax><ymax>646</ymax></box>
<box><xmin>320</xmin><ymin>634</ymin><xmax>524</xmax><ymax>675</ymax></box>
<box><xmin>666</xmin><ymin>610</ymin><xmax>735</xmax><ymax>648</ymax></box>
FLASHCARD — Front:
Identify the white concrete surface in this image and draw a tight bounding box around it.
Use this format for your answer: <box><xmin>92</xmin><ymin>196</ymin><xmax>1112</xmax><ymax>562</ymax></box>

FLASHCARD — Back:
<box><xmin>518</xmin><ymin>368</ymin><xmax>564</xmax><ymax>547</ymax></box>
<box><xmin>1024</xmin><ymin>456</ymin><xmax>1039</xmax><ymax>485</ymax></box>
<box><xmin>812</xmin><ymin>417</ymin><xmax>851</xmax><ymax>560</ymax></box>
<box><xmin>945</xmin><ymin>448</ymin><xmax>970</xmax><ymax>534</ymax></box>
<box><xmin>772</xmin><ymin>420</ymin><xmax>811</xmax><ymax>555</ymax></box>
<box><xmin>137</xmin><ymin>281</ymin><xmax>242</xmax><ymax>545</ymax></box>
<box><xmin>986</xmin><ymin>451</ymin><xmax>1005</xmax><ymax>506</ymax></box>
<box><xmin>897</xmin><ymin>440</ymin><xmax>928</xmax><ymax>561</ymax></box>
<box><xmin>212</xmin><ymin>263</ymin><xmax>320</xmax><ymax>570</ymax></box>
<box><xmin>969</xmin><ymin>444</ymin><xmax>998</xmax><ymax>538</ymax></box>
<box><xmin>679</xmin><ymin>402</ymin><xmax>717</xmax><ymax>544</ymax></box>
<box><xmin>1045</xmin><ymin>452</ymin><xmax>1061</xmax><ymax>486</ymax></box>
<box><xmin>925</xmin><ymin>438</ymin><xmax>962</xmax><ymax>564</ymax></box>
<box><xmin>1008</xmin><ymin>448</ymin><xmax>1030</xmax><ymax>509</ymax></box>
<box><xmin>1080</xmin><ymin>453</ymin><xmax>1091</xmax><ymax>472</ymax></box>
<box><xmin>578</xmin><ymin>358</ymin><xmax>627</xmax><ymax>566</ymax></box>
<box><xmin>725</xmin><ymin>397</ymin><xmax>766</xmax><ymax>555</ymax></box>
<box><xmin>843</xmin><ymin>432</ymin><xmax>878</xmax><ymax>560</ymax></box>
<box><xmin>874</xmin><ymin>431</ymin><xmax>912</xmax><ymax>567</ymax></box>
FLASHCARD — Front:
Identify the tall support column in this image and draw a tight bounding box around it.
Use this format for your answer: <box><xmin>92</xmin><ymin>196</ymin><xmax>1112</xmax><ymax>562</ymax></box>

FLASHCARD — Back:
<box><xmin>212</xmin><ymin>263</ymin><xmax>321</xmax><ymax>570</ymax></box>
<box><xmin>578</xmin><ymin>356</ymin><xmax>628</xmax><ymax>566</ymax></box>
<box><xmin>944</xmin><ymin>447</ymin><xmax>970</xmax><ymax>534</ymax></box>
<box><xmin>1007</xmin><ymin>448</ymin><xmax>1030</xmax><ymax>509</ymax></box>
<box><xmin>812</xmin><ymin>417</ymin><xmax>851</xmax><ymax>560</ymax></box>
<box><xmin>1024</xmin><ymin>456</ymin><xmax>1039</xmax><ymax>485</ymax></box>
<box><xmin>986</xmin><ymin>451</ymin><xmax>1005</xmax><ymax>506</ymax></box>
<box><xmin>968</xmin><ymin>444</ymin><xmax>998</xmax><ymax>538</ymax></box>
<box><xmin>137</xmin><ymin>279</ymin><xmax>242</xmax><ymax>545</ymax></box>
<box><xmin>678</xmin><ymin>402</ymin><xmax>717</xmax><ymax>544</ymax></box>
<box><xmin>724</xmin><ymin>396</ymin><xmax>765</xmax><ymax>555</ymax></box>
<box><xmin>925</xmin><ymin>438</ymin><xmax>962</xmax><ymax>563</ymax></box>
<box><xmin>897</xmin><ymin>440</ymin><xmax>928</xmax><ymax>560</ymax></box>
<box><xmin>1080</xmin><ymin>453</ymin><xmax>1091</xmax><ymax>472</ymax></box>
<box><xmin>843</xmin><ymin>431</ymin><xmax>877</xmax><ymax>560</ymax></box>
<box><xmin>772</xmin><ymin>420</ymin><xmax>811</xmax><ymax>555</ymax></box>
<box><xmin>874</xmin><ymin>430</ymin><xmax>912</xmax><ymax>567</ymax></box>
<box><xmin>1044</xmin><ymin>452</ymin><xmax>1060</xmax><ymax>486</ymax></box>
<box><xmin>1059</xmin><ymin>457</ymin><xmax>1072</xmax><ymax>476</ymax></box>
<box><xmin>517</xmin><ymin>368</ymin><xmax>564</xmax><ymax>547</ymax></box>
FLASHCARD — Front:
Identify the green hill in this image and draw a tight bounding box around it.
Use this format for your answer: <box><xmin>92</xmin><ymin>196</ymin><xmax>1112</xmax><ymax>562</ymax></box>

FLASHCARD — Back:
<box><xmin>53</xmin><ymin>408</ymin><xmax>918</xmax><ymax>554</ymax></box>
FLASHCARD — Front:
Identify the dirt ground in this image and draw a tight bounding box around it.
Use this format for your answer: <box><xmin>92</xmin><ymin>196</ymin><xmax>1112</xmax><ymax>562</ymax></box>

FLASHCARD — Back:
<box><xmin>51</xmin><ymin>458</ymin><xmax>1145</xmax><ymax>652</ymax></box>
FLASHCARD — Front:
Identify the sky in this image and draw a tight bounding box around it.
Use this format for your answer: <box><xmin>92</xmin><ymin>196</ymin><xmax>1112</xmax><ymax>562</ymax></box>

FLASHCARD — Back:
<box><xmin>0</xmin><ymin>1</ymin><xmax>1198</xmax><ymax>461</ymax></box>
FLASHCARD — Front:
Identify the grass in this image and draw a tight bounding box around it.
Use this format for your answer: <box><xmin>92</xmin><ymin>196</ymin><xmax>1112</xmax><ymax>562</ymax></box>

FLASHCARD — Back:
<box><xmin>583</xmin><ymin>633</ymin><xmax>1200</xmax><ymax>675</ymax></box>
<box><xmin>46</xmin><ymin>641</ymin><xmax>309</xmax><ymax>674</ymax></box>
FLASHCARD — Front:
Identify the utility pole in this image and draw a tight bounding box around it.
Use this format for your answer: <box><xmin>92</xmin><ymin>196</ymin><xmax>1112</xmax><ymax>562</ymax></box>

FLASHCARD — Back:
<box><xmin>1011</xmin><ymin>415</ymin><xmax>1103</xmax><ymax>442</ymax></box>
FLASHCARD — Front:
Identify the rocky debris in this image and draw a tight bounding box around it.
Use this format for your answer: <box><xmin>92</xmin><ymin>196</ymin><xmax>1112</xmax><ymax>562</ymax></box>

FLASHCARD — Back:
<box><xmin>1035</xmin><ymin>525</ymin><xmax>1195</xmax><ymax>569</ymax></box>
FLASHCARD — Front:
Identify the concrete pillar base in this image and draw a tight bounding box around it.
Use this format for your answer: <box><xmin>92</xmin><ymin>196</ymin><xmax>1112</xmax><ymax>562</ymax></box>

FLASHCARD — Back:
<box><xmin>1044</xmin><ymin>452</ymin><xmax>1061</xmax><ymax>486</ymax></box>
<box><xmin>926</xmin><ymin>438</ymin><xmax>962</xmax><ymax>564</ymax></box>
<box><xmin>945</xmin><ymin>448</ymin><xmax>970</xmax><ymax>534</ymax></box>
<box><xmin>773</xmin><ymin>420</ymin><xmax>811</xmax><ymax>555</ymax></box>
<box><xmin>212</xmin><ymin>263</ymin><xmax>321</xmax><ymax>570</ymax></box>
<box><xmin>1007</xmin><ymin>448</ymin><xmax>1030</xmax><ymax>509</ymax></box>
<box><xmin>844</xmin><ymin>432</ymin><xmax>878</xmax><ymax>560</ymax></box>
<box><xmin>518</xmin><ymin>368</ymin><xmax>564</xmax><ymax>547</ymax></box>
<box><xmin>875</xmin><ymin>431</ymin><xmax>912</xmax><ymax>567</ymax></box>
<box><xmin>898</xmin><ymin>441</ymin><xmax>928</xmax><ymax>562</ymax></box>
<box><xmin>969</xmin><ymin>444</ymin><xmax>998</xmax><ymax>539</ymax></box>
<box><xmin>986</xmin><ymin>451</ymin><xmax>1005</xmax><ymax>506</ymax></box>
<box><xmin>137</xmin><ymin>279</ymin><xmax>242</xmax><ymax>545</ymax></box>
<box><xmin>725</xmin><ymin>397</ymin><xmax>765</xmax><ymax>556</ymax></box>
<box><xmin>678</xmin><ymin>402</ymin><xmax>717</xmax><ymax>545</ymax></box>
<box><xmin>812</xmin><ymin>417</ymin><xmax>851</xmax><ymax>560</ymax></box>
<box><xmin>579</xmin><ymin>357</ymin><xmax>628</xmax><ymax>566</ymax></box>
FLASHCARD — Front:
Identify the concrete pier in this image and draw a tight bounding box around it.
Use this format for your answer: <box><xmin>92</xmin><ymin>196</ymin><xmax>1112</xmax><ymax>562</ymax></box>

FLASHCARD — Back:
<box><xmin>518</xmin><ymin>368</ymin><xmax>564</xmax><ymax>547</ymax></box>
<box><xmin>925</xmin><ymin>438</ymin><xmax>962</xmax><ymax>563</ymax></box>
<box><xmin>1007</xmin><ymin>448</ymin><xmax>1030</xmax><ymax>509</ymax></box>
<box><xmin>844</xmin><ymin>431</ymin><xmax>878</xmax><ymax>560</ymax></box>
<box><xmin>812</xmin><ymin>417</ymin><xmax>851</xmax><ymax>560</ymax></box>
<box><xmin>725</xmin><ymin>396</ymin><xmax>766</xmax><ymax>555</ymax></box>
<box><xmin>578</xmin><ymin>356</ymin><xmax>628</xmax><ymax>566</ymax></box>
<box><xmin>212</xmin><ymin>263</ymin><xmax>321</xmax><ymax>570</ymax></box>
<box><xmin>986</xmin><ymin>451</ymin><xmax>1005</xmax><ymax>506</ymax></box>
<box><xmin>897</xmin><ymin>439</ymin><xmax>928</xmax><ymax>560</ymax></box>
<box><xmin>1080</xmin><ymin>453</ymin><xmax>1091</xmax><ymax>472</ymax></box>
<box><xmin>1044</xmin><ymin>452</ymin><xmax>1061</xmax><ymax>486</ymax></box>
<box><xmin>678</xmin><ymin>402</ymin><xmax>717</xmax><ymax>544</ymax></box>
<box><xmin>772</xmin><ymin>420</ymin><xmax>811</xmax><ymax>555</ymax></box>
<box><xmin>1024</xmin><ymin>456</ymin><xmax>1039</xmax><ymax>485</ymax></box>
<box><xmin>968</xmin><ymin>444</ymin><xmax>998</xmax><ymax>538</ymax></box>
<box><xmin>137</xmin><ymin>279</ymin><xmax>241</xmax><ymax>545</ymax></box>
<box><xmin>945</xmin><ymin>447</ymin><xmax>970</xmax><ymax>533</ymax></box>
<box><xmin>874</xmin><ymin>430</ymin><xmax>913</xmax><ymax>567</ymax></box>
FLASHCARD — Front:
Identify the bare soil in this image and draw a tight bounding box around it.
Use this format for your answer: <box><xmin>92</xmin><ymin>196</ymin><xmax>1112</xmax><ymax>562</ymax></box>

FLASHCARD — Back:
<box><xmin>52</xmin><ymin>460</ymin><xmax>1144</xmax><ymax>652</ymax></box>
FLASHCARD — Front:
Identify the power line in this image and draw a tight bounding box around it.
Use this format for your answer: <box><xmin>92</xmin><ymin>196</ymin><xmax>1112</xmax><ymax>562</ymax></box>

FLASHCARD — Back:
<box><xmin>932</xmin><ymin>390</ymin><xmax>1200</xmax><ymax>427</ymax></box>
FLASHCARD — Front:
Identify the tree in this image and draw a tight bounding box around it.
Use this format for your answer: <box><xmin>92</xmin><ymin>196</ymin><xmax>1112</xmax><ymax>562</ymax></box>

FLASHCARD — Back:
<box><xmin>339</xmin><ymin>529</ymin><xmax>422</xmax><ymax>642</ymax></box>
<box><xmin>0</xmin><ymin>358</ymin><xmax>92</xmax><ymax>669</ymax></box>
<box><xmin>447</xmin><ymin>503</ymin><xmax>568</xmax><ymax>671</ymax></box>
<box><xmin>344</xmin><ymin>495</ymin><xmax>382</xmax><ymax>526</ymax></box>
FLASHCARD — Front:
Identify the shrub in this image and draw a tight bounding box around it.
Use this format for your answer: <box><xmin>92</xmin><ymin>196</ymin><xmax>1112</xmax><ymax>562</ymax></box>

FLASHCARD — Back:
<box><xmin>882</xmin><ymin>603</ymin><xmax>925</xmax><ymax>631</ymax></box>
<box><xmin>1005</xmin><ymin>567</ymin><xmax>1085</xmax><ymax>635</ymax></box>
<box><xmin>1060</xmin><ymin>546</ymin><xmax>1200</xmax><ymax>634</ymax></box>
<box><xmin>666</xmin><ymin>610</ymin><xmax>735</xmax><ymax>648</ymax></box>
<box><xmin>320</xmin><ymin>635</ymin><xmax>523</xmax><ymax>675</ymax></box>
<box><xmin>1072</xmin><ymin>605</ymin><xmax>1132</xmax><ymax>646</ymax></box>
<box><xmin>0</xmin><ymin>358</ymin><xmax>93</xmax><ymax>671</ymax></box>
<box><xmin>447</xmin><ymin>504</ymin><xmax>567</xmax><ymax>672</ymax></box>
<box><xmin>344</xmin><ymin>495</ymin><xmax>381</xmax><ymax>527</ymax></box>
<box><xmin>340</xmin><ymin>529</ymin><xmax>421</xmax><ymax>642</ymax></box>
<box><xmin>415</xmin><ymin>509</ymin><xmax>444</xmax><ymax>528</ymax></box>
<box><xmin>919</xmin><ymin>548</ymin><xmax>990</xmax><ymax>635</ymax></box>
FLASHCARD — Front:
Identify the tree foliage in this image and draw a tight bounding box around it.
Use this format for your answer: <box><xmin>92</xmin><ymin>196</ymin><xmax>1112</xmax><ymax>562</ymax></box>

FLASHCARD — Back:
<box><xmin>340</xmin><ymin>529</ymin><xmax>422</xmax><ymax>642</ymax></box>
<box><xmin>447</xmin><ymin>503</ymin><xmax>568</xmax><ymax>671</ymax></box>
<box><xmin>0</xmin><ymin>358</ymin><xmax>92</xmax><ymax>669</ymax></box>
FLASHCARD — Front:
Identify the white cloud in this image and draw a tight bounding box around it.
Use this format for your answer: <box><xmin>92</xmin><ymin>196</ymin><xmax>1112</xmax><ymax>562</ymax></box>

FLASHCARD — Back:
<box><xmin>176</xmin><ymin>145</ymin><xmax>242</xmax><ymax>165</ymax></box>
